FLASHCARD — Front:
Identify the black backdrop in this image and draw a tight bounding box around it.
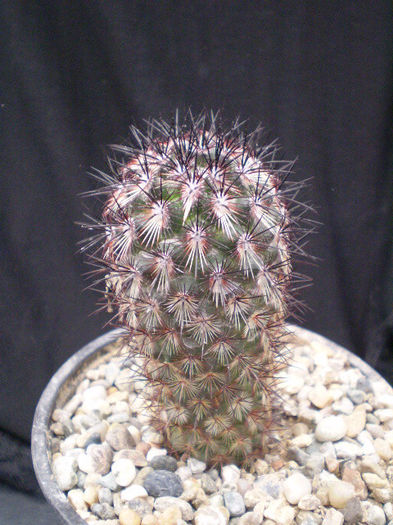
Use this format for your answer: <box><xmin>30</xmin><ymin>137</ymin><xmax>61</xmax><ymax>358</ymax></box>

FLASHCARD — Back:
<box><xmin>1</xmin><ymin>0</ymin><xmax>393</xmax><ymax>494</ymax></box>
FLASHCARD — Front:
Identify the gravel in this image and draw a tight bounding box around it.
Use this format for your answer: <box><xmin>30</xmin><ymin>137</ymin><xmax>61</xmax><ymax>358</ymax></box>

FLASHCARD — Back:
<box><xmin>48</xmin><ymin>331</ymin><xmax>393</xmax><ymax>524</ymax></box>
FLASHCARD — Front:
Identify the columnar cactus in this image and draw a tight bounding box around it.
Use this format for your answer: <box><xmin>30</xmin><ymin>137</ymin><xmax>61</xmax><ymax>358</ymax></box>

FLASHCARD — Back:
<box><xmin>84</xmin><ymin>111</ymin><xmax>309</xmax><ymax>467</ymax></box>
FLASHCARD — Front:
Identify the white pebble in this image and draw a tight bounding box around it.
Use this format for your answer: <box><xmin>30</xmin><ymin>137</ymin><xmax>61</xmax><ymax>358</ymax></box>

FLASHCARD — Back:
<box><xmin>243</xmin><ymin>488</ymin><xmax>265</xmax><ymax>509</ymax></box>
<box><xmin>107</xmin><ymin>390</ymin><xmax>129</xmax><ymax>404</ymax></box>
<box><xmin>357</xmin><ymin>430</ymin><xmax>376</xmax><ymax>455</ymax></box>
<box><xmin>345</xmin><ymin>406</ymin><xmax>366</xmax><ymax>438</ymax></box>
<box><xmin>366</xmin><ymin>423</ymin><xmax>385</xmax><ymax>439</ymax></box>
<box><xmin>194</xmin><ymin>505</ymin><xmax>229</xmax><ymax>525</ymax></box>
<box><xmin>328</xmin><ymin>479</ymin><xmax>355</xmax><ymax>508</ymax></box>
<box><xmin>290</xmin><ymin>433</ymin><xmax>313</xmax><ymax>448</ymax></box>
<box><xmin>374</xmin><ymin>438</ymin><xmax>392</xmax><ymax>461</ymax></box>
<box><xmin>362</xmin><ymin>473</ymin><xmax>388</xmax><ymax>490</ymax></box>
<box><xmin>52</xmin><ymin>456</ymin><xmax>77</xmax><ymax>491</ymax></box>
<box><xmin>264</xmin><ymin>498</ymin><xmax>295</xmax><ymax>525</ymax></box>
<box><xmin>127</xmin><ymin>424</ymin><xmax>141</xmax><ymax>444</ymax></box>
<box><xmin>308</xmin><ymin>385</ymin><xmax>332</xmax><ymax>408</ymax></box>
<box><xmin>187</xmin><ymin>458</ymin><xmax>206</xmax><ymax>474</ymax></box>
<box><xmin>376</xmin><ymin>394</ymin><xmax>393</xmax><ymax>409</ymax></box>
<box><xmin>181</xmin><ymin>478</ymin><xmax>201</xmax><ymax>501</ymax></box>
<box><xmin>120</xmin><ymin>484</ymin><xmax>148</xmax><ymax>502</ymax></box>
<box><xmin>315</xmin><ymin>415</ymin><xmax>347</xmax><ymax>442</ymax></box>
<box><xmin>322</xmin><ymin>508</ymin><xmax>344</xmax><ymax>525</ymax></box>
<box><xmin>60</xmin><ymin>434</ymin><xmax>79</xmax><ymax>453</ymax></box>
<box><xmin>82</xmin><ymin>385</ymin><xmax>107</xmax><ymax>402</ymax></box>
<box><xmin>141</xmin><ymin>429</ymin><xmax>162</xmax><ymax>444</ymax></box>
<box><xmin>81</xmin><ymin>397</ymin><xmax>107</xmax><ymax>413</ymax></box>
<box><xmin>283</xmin><ymin>472</ymin><xmax>311</xmax><ymax>504</ymax></box>
<box><xmin>222</xmin><ymin>464</ymin><xmax>240</xmax><ymax>485</ymax></box>
<box><xmin>253</xmin><ymin>501</ymin><xmax>266</xmax><ymax>522</ymax></box>
<box><xmin>68</xmin><ymin>488</ymin><xmax>87</xmax><ymax>511</ymax></box>
<box><xmin>332</xmin><ymin>396</ymin><xmax>354</xmax><ymax>414</ymax></box>
<box><xmin>297</xmin><ymin>494</ymin><xmax>321</xmax><ymax>511</ymax></box>
<box><xmin>176</xmin><ymin>466</ymin><xmax>192</xmax><ymax>481</ymax></box>
<box><xmin>134</xmin><ymin>379</ymin><xmax>146</xmax><ymax>392</ymax></box>
<box><xmin>283</xmin><ymin>373</ymin><xmax>305</xmax><ymax>395</ymax></box>
<box><xmin>64</xmin><ymin>393</ymin><xmax>82</xmax><ymax>414</ymax></box>
<box><xmin>105</xmin><ymin>363</ymin><xmax>121</xmax><ymax>385</ymax></box>
<box><xmin>146</xmin><ymin>447</ymin><xmax>167</xmax><ymax>462</ymax></box>
<box><xmin>384</xmin><ymin>501</ymin><xmax>393</xmax><ymax>521</ymax></box>
<box><xmin>334</xmin><ymin>440</ymin><xmax>362</xmax><ymax>459</ymax></box>
<box><xmin>362</xmin><ymin>501</ymin><xmax>387</xmax><ymax>525</ymax></box>
<box><xmin>237</xmin><ymin>512</ymin><xmax>260</xmax><ymax>525</ymax></box>
<box><xmin>375</xmin><ymin>408</ymin><xmax>393</xmax><ymax>422</ymax></box>
<box><xmin>154</xmin><ymin>496</ymin><xmax>194</xmax><ymax>521</ymax></box>
<box><xmin>77</xmin><ymin>453</ymin><xmax>97</xmax><ymax>474</ymax></box>
<box><xmin>111</xmin><ymin>458</ymin><xmax>136</xmax><ymax>487</ymax></box>
<box><xmin>114</xmin><ymin>369</ymin><xmax>134</xmax><ymax>392</ymax></box>
<box><xmin>83</xmin><ymin>484</ymin><xmax>98</xmax><ymax>505</ymax></box>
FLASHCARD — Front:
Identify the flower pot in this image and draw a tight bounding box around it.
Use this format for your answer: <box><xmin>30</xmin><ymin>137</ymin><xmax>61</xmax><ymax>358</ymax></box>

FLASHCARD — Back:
<box><xmin>31</xmin><ymin>325</ymin><xmax>393</xmax><ymax>525</ymax></box>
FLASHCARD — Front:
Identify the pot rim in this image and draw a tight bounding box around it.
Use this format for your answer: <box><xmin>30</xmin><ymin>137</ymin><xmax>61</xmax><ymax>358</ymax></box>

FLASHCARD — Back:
<box><xmin>31</xmin><ymin>328</ymin><xmax>124</xmax><ymax>524</ymax></box>
<box><xmin>31</xmin><ymin>325</ymin><xmax>392</xmax><ymax>524</ymax></box>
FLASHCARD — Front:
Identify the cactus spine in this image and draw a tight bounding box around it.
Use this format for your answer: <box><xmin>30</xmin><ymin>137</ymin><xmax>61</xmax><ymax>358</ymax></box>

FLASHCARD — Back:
<box><xmin>84</xmin><ymin>111</ymin><xmax>308</xmax><ymax>467</ymax></box>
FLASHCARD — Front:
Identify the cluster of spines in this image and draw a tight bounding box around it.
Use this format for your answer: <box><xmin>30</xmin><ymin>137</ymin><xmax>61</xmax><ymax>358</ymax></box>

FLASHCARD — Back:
<box><xmin>82</xmin><ymin>110</ymin><xmax>312</xmax><ymax>466</ymax></box>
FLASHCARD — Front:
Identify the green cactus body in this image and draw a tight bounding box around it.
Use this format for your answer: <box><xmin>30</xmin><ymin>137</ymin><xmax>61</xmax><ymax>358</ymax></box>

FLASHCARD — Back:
<box><xmin>86</xmin><ymin>112</ymin><xmax>302</xmax><ymax>467</ymax></box>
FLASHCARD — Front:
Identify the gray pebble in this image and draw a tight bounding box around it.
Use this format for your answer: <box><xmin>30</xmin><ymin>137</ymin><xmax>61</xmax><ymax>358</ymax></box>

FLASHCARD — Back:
<box><xmin>143</xmin><ymin>470</ymin><xmax>183</xmax><ymax>497</ymax></box>
<box><xmin>255</xmin><ymin>473</ymin><xmax>283</xmax><ymax>499</ymax></box>
<box><xmin>296</xmin><ymin>511</ymin><xmax>321</xmax><ymax>525</ymax></box>
<box><xmin>223</xmin><ymin>491</ymin><xmax>246</xmax><ymax>517</ymax></box>
<box><xmin>98</xmin><ymin>487</ymin><xmax>113</xmax><ymax>505</ymax></box>
<box><xmin>343</xmin><ymin>497</ymin><xmax>363</xmax><ymax>524</ymax></box>
<box><xmin>107</xmin><ymin>412</ymin><xmax>130</xmax><ymax>424</ymax></box>
<box><xmin>366</xmin><ymin>413</ymin><xmax>379</xmax><ymax>425</ymax></box>
<box><xmin>287</xmin><ymin>447</ymin><xmax>309</xmax><ymax>466</ymax></box>
<box><xmin>347</xmin><ymin>389</ymin><xmax>366</xmax><ymax>405</ymax></box>
<box><xmin>208</xmin><ymin>468</ymin><xmax>219</xmax><ymax>481</ymax></box>
<box><xmin>356</xmin><ymin>376</ymin><xmax>373</xmax><ymax>393</ymax></box>
<box><xmin>62</xmin><ymin>418</ymin><xmax>74</xmax><ymax>435</ymax></box>
<box><xmin>77</xmin><ymin>471</ymin><xmax>87</xmax><ymax>489</ymax></box>
<box><xmin>105</xmin><ymin>423</ymin><xmax>134</xmax><ymax>451</ymax></box>
<box><xmin>91</xmin><ymin>502</ymin><xmax>116</xmax><ymax>520</ymax></box>
<box><xmin>201</xmin><ymin>473</ymin><xmax>217</xmax><ymax>494</ymax></box>
<box><xmin>304</xmin><ymin>453</ymin><xmax>325</xmax><ymax>477</ymax></box>
<box><xmin>83</xmin><ymin>432</ymin><xmax>102</xmax><ymax>448</ymax></box>
<box><xmin>149</xmin><ymin>455</ymin><xmax>178</xmax><ymax>472</ymax></box>
<box><xmin>128</xmin><ymin>416</ymin><xmax>142</xmax><ymax>429</ymax></box>
<box><xmin>128</xmin><ymin>497</ymin><xmax>154</xmax><ymax>516</ymax></box>
<box><xmin>50</xmin><ymin>422</ymin><xmax>69</xmax><ymax>437</ymax></box>
<box><xmin>99</xmin><ymin>472</ymin><xmax>119</xmax><ymax>491</ymax></box>
<box><xmin>50</xmin><ymin>438</ymin><xmax>61</xmax><ymax>455</ymax></box>
<box><xmin>87</xmin><ymin>443</ymin><xmax>113</xmax><ymax>475</ymax></box>
<box><xmin>78</xmin><ymin>429</ymin><xmax>102</xmax><ymax>448</ymax></box>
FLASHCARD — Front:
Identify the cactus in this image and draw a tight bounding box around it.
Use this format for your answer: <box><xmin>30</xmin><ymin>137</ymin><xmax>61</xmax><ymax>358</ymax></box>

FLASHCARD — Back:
<box><xmin>83</xmin><ymin>110</ymin><xmax>310</xmax><ymax>467</ymax></box>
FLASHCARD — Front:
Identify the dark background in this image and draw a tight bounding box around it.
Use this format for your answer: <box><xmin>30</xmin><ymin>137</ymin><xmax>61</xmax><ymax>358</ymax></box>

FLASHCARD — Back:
<box><xmin>1</xmin><ymin>0</ymin><xmax>393</xmax><ymax>519</ymax></box>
